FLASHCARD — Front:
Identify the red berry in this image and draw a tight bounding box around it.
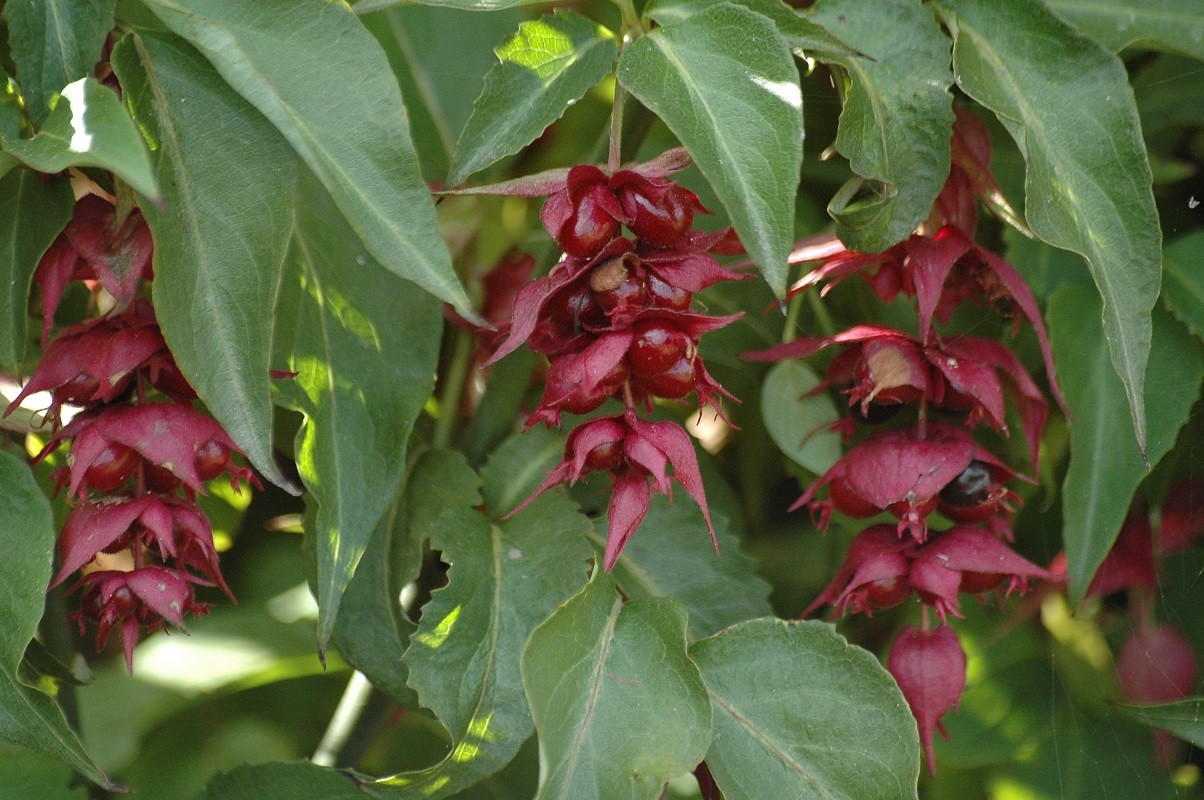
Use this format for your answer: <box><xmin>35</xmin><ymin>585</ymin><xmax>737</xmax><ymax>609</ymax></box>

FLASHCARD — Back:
<box><xmin>560</xmin><ymin>190</ymin><xmax>619</xmax><ymax>258</ymax></box>
<box><xmin>553</xmin><ymin>360</ymin><xmax>628</xmax><ymax>415</ymax></box>
<box><xmin>195</xmin><ymin>439</ymin><xmax>230</xmax><ymax>482</ymax></box>
<box><xmin>628</xmin><ymin>324</ymin><xmax>693</xmax><ymax>378</ymax></box>
<box><xmin>637</xmin><ymin>354</ymin><xmax>696</xmax><ymax>399</ymax></box>
<box><xmin>939</xmin><ymin>461</ymin><xmax>1001</xmax><ymax>523</ymax></box>
<box><xmin>149</xmin><ymin>361</ymin><xmax>197</xmax><ymax>401</ymax></box>
<box><xmin>83</xmin><ymin>443</ymin><xmax>140</xmax><ymax>492</ymax></box>
<box><xmin>854</xmin><ymin>401</ymin><xmax>901</xmax><ymax>425</ymax></box>
<box><xmin>57</xmin><ymin>371</ymin><xmax>104</xmax><ymax>405</ymax></box>
<box><xmin>865</xmin><ymin>574</ymin><xmax>910</xmax><ymax>610</ymax></box>
<box><xmin>144</xmin><ymin>462</ymin><xmax>183</xmax><ymax>493</ymax></box>
<box><xmin>829</xmin><ymin>477</ymin><xmax>881</xmax><ymax>518</ymax></box>
<box><xmin>583</xmin><ymin>440</ymin><xmax>625</xmax><ymax>473</ymax></box>
<box><xmin>619</xmin><ymin>184</ymin><xmax>694</xmax><ymax>247</ymax></box>
<box><xmin>646</xmin><ymin>275</ymin><xmax>691</xmax><ymax>311</ymax></box>
<box><xmin>958</xmin><ymin>571</ymin><xmax>1005</xmax><ymax>594</ymax></box>
<box><xmin>589</xmin><ymin>254</ymin><xmax>645</xmax><ymax>314</ymax></box>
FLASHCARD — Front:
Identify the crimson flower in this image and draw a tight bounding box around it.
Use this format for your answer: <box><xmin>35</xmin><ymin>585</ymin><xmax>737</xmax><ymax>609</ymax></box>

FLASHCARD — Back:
<box><xmin>794</xmin><ymin>422</ymin><xmax>1026</xmax><ymax>541</ymax></box>
<box><xmin>746</xmin><ymin>324</ymin><xmax>1049</xmax><ymax>469</ymax></box>
<box><xmin>805</xmin><ymin>523</ymin><xmax>1058</xmax><ymax>620</ymax></box>
<box><xmin>43</xmin><ymin>402</ymin><xmax>255</xmax><ymax>497</ymax></box>
<box><xmin>73</xmin><ymin>567</ymin><xmax>208</xmax><ymax>673</ymax></box>
<box><xmin>510</xmin><ymin>411</ymin><xmax>716</xmax><ymax>570</ymax></box>
<box><xmin>34</xmin><ymin>194</ymin><xmax>153</xmax><ymax>345</ymax></box>
<box><xmin>887</xmin><ymin>624</ymin><xmax>967</xmax><ymax>775</ymax></box>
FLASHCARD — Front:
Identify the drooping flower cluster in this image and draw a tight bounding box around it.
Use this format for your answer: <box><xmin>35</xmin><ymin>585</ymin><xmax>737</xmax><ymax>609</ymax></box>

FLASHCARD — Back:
<box><xmin>5</xmin><ymin>194</ymin><xmax>255</xmax><ymax>672</ymax></box>
<box><xmin>479</xmin><ymin>150</ymin><xmax>742</xmax><ymax>564</ymax></box>
<box><xmin>1061</xmin><ymin>482</ymin><xmax>1202</xmax><ymax>764</ymax></box>
<box><xmin>746</xmin><ymin>109</ymin><xmax>1064</xmax><ymax>773</ymax></box>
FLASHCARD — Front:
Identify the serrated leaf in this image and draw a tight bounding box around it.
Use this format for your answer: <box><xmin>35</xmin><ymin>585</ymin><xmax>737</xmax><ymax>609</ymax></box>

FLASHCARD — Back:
<box><xmin>112</xmin><ymin>32</ymin><xmax>296</xmax><ymax>491</ymax></box>
<box><xmin>521</xmin><ymin>576</ymin><xmax>712</xmax><ymax>800</ymax></box>
<box><xmin>646</xmin><ymin>0</ymin><xmax>865</xmax><ymax>61</ymax></box>
<box><xmin>0</xmin><ymin>76</ymin><xmax>158</xmax><ymax>199</ymax></box>
<box><xmin>808</xmin><ymin>0</ymin><xmax>953</xmax><ymax>252</ymax></box>
<box><xmin>603</xmin><ymin>494</ymin><xmax>772</xmax><ymax>641</ymax></box>
<box><xmin>760</xmin><ymin>359</ymin><xmax>842</xmax><ymax>476</ymax></box>
<box><xmin>617</xmin><ymin>2</ymin><xmax>802</xmax><ymax>297</ymax></box>
<box><xmin>143</xmin><ymin>0</ymin><xmax>475</xmax><ymax>319</ymax></box>
<box><xmin>0</xmin><ymin>451</ymin><xmax>112</xmax><ymax>789</ymax></box>
<box><xmin>1</xmin><ymin>0</ymin><xmax>114</xmax><ymax>126</ymax></box>
<box><xmin>1163</xmin><ymin>231</ymin><xmax>1204</xmax><ymax>341</ymax></box>
<box><xmin>275</xmin><ymin>167</ymin><xmax>441</xmax><ymax>650</ymax></box>
<box><xmin>935</xmin><ymin>0</ymin><xmax>1162</xmax><ymax>456</ymax></box>
<box><xmin>1046</xmin><ymin>0</ymin><xmax>1204</xmax><ymax>60</ymax></box>
<box><xmin>201</xmin><ymin>761</ymin><xmax>366</xmax><ymax>800</ymax></box>
<box><xmin>332</xmin><ymin>449</ymin><xmax>482</xmax><ymax>705</ymax></box>
<box><xmin>691</xmin><ymin>618</ymin><xmax>920</xmax><ymax>800</ymax></box>
<box><xmin>448</xmin><ymin>10</ymin><xmax>617</xmax><ymax>185</ymax></box>
<box><xmin>1118</xmin><ymin>698</ymin><xmax>1204</xmax><ymax>748</ymax></box>
<box><xmin>370</xmin><ymin>491</ymin><xmax>592</xmax><ymax>797</ymax></box>
<box><xmin>0</xmin><ymin>169</ymin><xmax>73</xmax><ymax>371</ymax></box>
<box><xmin>1049</xmin><ymin>285</ymin><xmax>1204</xmax><ymax>604</ymax></box>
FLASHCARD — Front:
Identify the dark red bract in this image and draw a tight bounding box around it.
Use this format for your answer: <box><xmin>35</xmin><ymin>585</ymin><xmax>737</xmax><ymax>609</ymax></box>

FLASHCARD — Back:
<box><xmin>887</xmin><ymin>625</ymin><xmax>967</xmax><ymax>775</ymax></box>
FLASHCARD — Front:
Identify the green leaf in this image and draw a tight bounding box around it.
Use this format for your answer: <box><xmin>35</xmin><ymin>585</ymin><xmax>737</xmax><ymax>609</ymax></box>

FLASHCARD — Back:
<box><xmin>808</xmin><ymin>0</ymin><xmax>954</xmax><ymax>252</ymax></box>
<box><xmin>201</xmin><ymin>761</ymin><xmax>366</xmax><ymax>800</ymax></box>
<box><xmin>1</xmin><ymin>0</ymin><xmax>114</xmax><ymax>126</ymax></box>
<box><xmin>1163</xmin><ymin>231</ymin><xmax>1204</xmax><ymax>341</ymax></box>
<box><xmin>617</xmin><ymin>3</ymin><xmax>802</xmax><ymax>297</ymax></box>
<box><xmin>479</xmin><ymin>425</ymin><xmax>566</xmax><ymax>517</ymax></box>
<box><xmin>1133</xmin><ymin>55</ymin><xmax>1204</xmax><ymax>133</ymax></box>
<box><xmin>364</xmin><ymin>7</ymin><xmax>524</xmax><ymax>183</ymax></box>
<box><xmin>0</xmin><ymin>451</ymin><xmax>112</xmax><ymax>789</ymax></box>
<box><xmin>355</xmin><ymin>0</ymin><xmax>548</xmax><ymax>13</ymax></box>
<box><xmin>143</xmin><ymin>0</ymin><xmax>476</xmax><ymax>319</ymax></box>
<box><xmin>691</xmin><ymin>618</ymin><xmax>920</xmax><ymax>800</ymax></box>
<box><xmin>0</xmin><ymin>744</ymin><xmax>87</xmax><ymax>800</ymax></box>
<box><xmin>1049</xmin><ymin>285</ymin><xmax>1204</xmax><ymax>604</ymax></box>
<box><xmin>0</xmin><ymin>76</ymin><xmax>158</xmax><ymax>199</ymax></box>
<box><xmin>448</xmin><ymin>11</ymin><xmax>617</xmax><ymax>185</ymax></box>
<box><xmin>760</xmin><ymin>359</ymin><xmax>842</xmax><ymax>476</ymax></box>
<box><xmin>603</xmin><ymin>494</ymin><xmax>773</xmax><ymax>641</ymax></box>
<box><xmin>275</xmin><ymin>167</ymin><xmax>441</xmax><ymax>650</ymax></box>
<box><xmin>371</xmin><ymin>486</ymin><xmax>592</xmax><ymax>796</ymax></box>
<box><xmin>112</xmin><ymin>32</ymin><xmax>296</xmax><ymax>491</ymax></box>
<box><xmin>0</xmin><ymin>169</ymin><xmax>72</xmax><ymax>370</ymax></box>
<box><xmin>934</xmin><ymin>0</ymin><xmax>1162</xmax><ymax>456</ymax></box>
<box><xmin>1118</xmin><ymin>698</ymin><xmax>1204</xmax><ymax>748</ymax></box>
<box><xmin>646</xmin><ymin>0</ymin><xmax>866</xmax><ymax>62</ymax></box>
<box><xmin>521</xmin><ymin>576</ymin><xmax>712</xmax><ymax>800</ymax></box>
<box><xmin>1045</xmin><ymin>0</ymin><xmax>1204</xmax><ymax>60</ymax></box>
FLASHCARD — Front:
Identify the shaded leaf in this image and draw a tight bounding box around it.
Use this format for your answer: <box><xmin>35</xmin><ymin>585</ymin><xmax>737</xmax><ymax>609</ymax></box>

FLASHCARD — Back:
<box><xmin>604</xmin><ymin>494</ymin><xmax>773</xmax><ymax>641</ymax></box>
<box><xmin>355</xmin><ymin>0</ymin><xmax>549</xmax><ymax>13</ymax></box>
<box><xmin>1118</xmin><ymin>698</ymin><xmax>1204</xmax><ymax>748</ymax></box>
<box><xmin>0</xmin><ymin>76</ymin><xmax>158</xmax><ymax>199</ymax></box>
<box><xmin>0</xmin><ymin>451</ymin><xmax>112</xmax><ymax>789</ymax></box>
<box><xmin>644</xmin><ymin>0</ymin><xmax>866</xmax><ymax>62</ymax></box>
<box><xmin>369</xmin><ymin>488</ymin><xmax>591</xmax><ymax>798</ymax></box>
<box><xmin>760</xmin><ymin>359</ymin><xmax>842</xmax><ymax>476</ymax></box>
<box><xmin>1049</xmin><ymin>285</ymin><xmax>1203</xmax><ymax>604</ymax></box>
<box><xmin>0</xmin><ymin>744</ymin><xmax>87</xmax><ymax>800</ymax></box>
<box><xmin>112</xmin><ymin>32</ymin><xmax>296</xmax><ymax>490</ymax></box>
<box><xmin>935</xmin><ymin>0</ymin><xmax>1162</xmax><ymax>455</ymax></box>
<box><xmin>0</xmin><ymin>169</ymin><xmax>73</xmax><ymax>371</ymax></box>
<box><xmin>1133</xmin><ymin>55</ymin><xmax>1204</xmax><ymax>133</ymax></box>
<box><xmin>479</xmin><ymin>424</ymin><xmax>566</xmax><ymax>517</ymax></box>
<box><xmin>617</xmin><ymin>2</ymin><xmax>802</xmax><ymax>297</ymax></box>
<box><xmin>1162</xmin><ymin>231</ymin><xmax>1204</xmax><ymax>341</ymax></box>
<box><xmin>808</xmin><ymin>0</ymin><xmax>954</xmax><ymax>252</ymax></box>
<box><xmin>1046</xmin><ymin>0</ymin><xmax>1204</xmax><ymax>60</ymax></box>
<box><xmin>691</xmin><ymin>618</ymin><xmax>920</xmax><ymax>800</ymax></box>
<box><xmin>2</xmin><ymin>0</ymin><xmax>114</xmax><ymax>126</ymax></box>
<box><xmin>275</xmin><ymin>167</ymin><xmax>441</xmax><ymax>649</ymax></box>
<box><xmin>448</xmin><ymin>10</ymin><xmax>617</xmax><ymax>185</ymax></box>
<box><xmin>200</xmin><ymin>761</ymin><xmax>365</xmax><ymax>800</ymax></box>
<box><xmin>521</xmin><ymin>576</ymin><xmax>712</xmax><ymax>800</ymax></box>
<box><xmin>144</xmin><ymin>0</ymin><xmax>475</xmax><ymax>318</ymax></box>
